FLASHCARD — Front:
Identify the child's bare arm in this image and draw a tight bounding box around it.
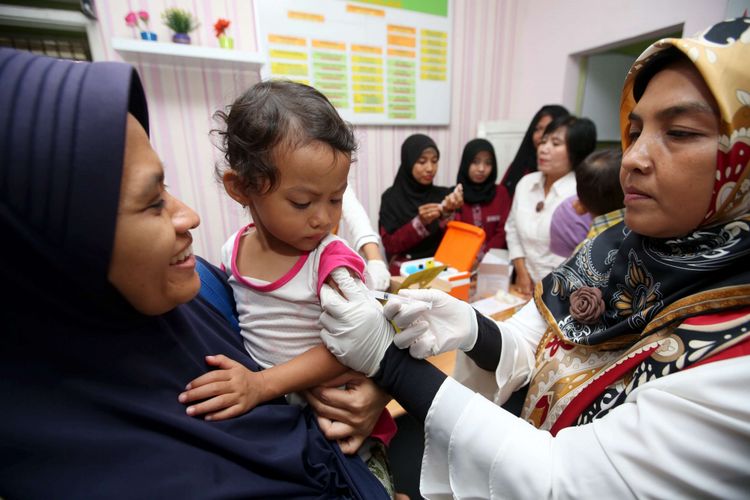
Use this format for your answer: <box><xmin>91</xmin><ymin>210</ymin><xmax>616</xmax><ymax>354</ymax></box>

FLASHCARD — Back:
<box><xmin>259</xmin><ymin>344</ymin><xmax>349</xmax><ymax>398</ymax></box>
<box><xmin>178</xmin><ymin>347</ymin><xmax>348</xmax><ymax>421</ymax></box>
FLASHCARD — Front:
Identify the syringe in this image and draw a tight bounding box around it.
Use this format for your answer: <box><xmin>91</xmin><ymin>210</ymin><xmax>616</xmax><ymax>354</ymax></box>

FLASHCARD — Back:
<box><xmin>368</xmin><ymin>290</ymin><xmax>433</xmax><ymax>310</ymax></box>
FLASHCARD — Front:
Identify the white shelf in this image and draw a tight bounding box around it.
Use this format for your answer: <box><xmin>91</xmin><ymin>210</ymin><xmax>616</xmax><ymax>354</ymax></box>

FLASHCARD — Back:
<box><xmin>111</xmin><ymin>37</ymin><xmax>265</xmax><ymax>71</ymax></box>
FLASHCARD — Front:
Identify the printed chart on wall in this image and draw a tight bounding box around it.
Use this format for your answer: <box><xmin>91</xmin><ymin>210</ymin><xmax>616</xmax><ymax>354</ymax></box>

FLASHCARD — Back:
<box><xmin>254</xmin><ymin>0</ymin><xmax>452</xmax><ymax>125</ymax></box>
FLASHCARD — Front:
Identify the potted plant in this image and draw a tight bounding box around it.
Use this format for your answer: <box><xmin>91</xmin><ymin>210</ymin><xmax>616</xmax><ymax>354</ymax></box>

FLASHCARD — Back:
<box><xmin>214</xmin><ymin>18</ymin><xmax>233</xmax><ymax>49</ymax></box>
<box><xmin>125</xmin><ymin>10</ymin><xmax>157</xmax><ymax>41</ymax></box>
<box><xmin>162</xmin><ymin>7</ymin><xmax>199</xmax><ymax>44</ymax></box>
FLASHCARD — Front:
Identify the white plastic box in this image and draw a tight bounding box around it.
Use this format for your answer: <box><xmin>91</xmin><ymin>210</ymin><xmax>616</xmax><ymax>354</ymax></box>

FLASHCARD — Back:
<box><xmin>476</xmin><ymin>249</ymin><xmax>514</xmax><ymax>299</ymax></box>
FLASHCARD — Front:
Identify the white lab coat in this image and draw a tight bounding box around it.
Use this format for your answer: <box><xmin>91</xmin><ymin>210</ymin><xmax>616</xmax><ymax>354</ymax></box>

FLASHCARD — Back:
<box><xmin>422</xmin><ymin>302</ymin><xmax>750</xmax><ymax>499</ymax></box>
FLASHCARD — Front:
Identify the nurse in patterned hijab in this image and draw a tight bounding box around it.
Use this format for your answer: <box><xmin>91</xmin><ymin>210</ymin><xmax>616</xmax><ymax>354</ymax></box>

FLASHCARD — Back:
<box><xmin>529</xmin><ymin>16</ymin><xmax>750</xmax><ymax>431</ymax></box>
<box><xmin>314</xmin><ymin>17</ymin><xmax>750</xmax><ymax>498</ymax></box>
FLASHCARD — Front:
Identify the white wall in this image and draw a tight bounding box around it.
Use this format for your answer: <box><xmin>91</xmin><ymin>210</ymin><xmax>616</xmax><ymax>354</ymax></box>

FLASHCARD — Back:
<box><xmin>507</xmin><ymin>0</ymin><xmax>729</xmax><ymax>122</ymax></box>
<box><xmin>16</xmin><ymin>0</ymin><xmax>746</xmax><ymax>263</ymax></box>
<box><xmin>83</xmin><ymin>0</ymin><xmax>522</xmax><ymax>263</ymax></box>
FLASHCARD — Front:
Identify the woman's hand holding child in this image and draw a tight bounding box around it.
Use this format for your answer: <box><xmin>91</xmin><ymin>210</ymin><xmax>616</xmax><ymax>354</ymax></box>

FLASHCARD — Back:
<box><xmin>303</xmin><ymin>371</ymin><xmax>391</xmax><ymax>454</ymax></box>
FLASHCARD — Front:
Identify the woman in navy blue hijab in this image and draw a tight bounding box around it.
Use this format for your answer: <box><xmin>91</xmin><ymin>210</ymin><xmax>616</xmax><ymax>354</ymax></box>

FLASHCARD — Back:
<box><xmin>0</xmin><ymin>48</ymin><xmax>388</xmax><ymax>499</ymax></box>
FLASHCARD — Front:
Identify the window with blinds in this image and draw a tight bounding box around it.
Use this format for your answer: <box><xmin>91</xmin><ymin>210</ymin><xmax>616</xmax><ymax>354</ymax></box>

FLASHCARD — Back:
<box><xmin>0</xmin><ymin>24</ymin><xmax>91</xmax><ymax>61</ymax></box>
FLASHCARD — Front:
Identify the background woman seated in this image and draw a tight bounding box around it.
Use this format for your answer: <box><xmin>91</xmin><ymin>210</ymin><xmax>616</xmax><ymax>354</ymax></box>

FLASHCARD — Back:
<box><xmin>379</xmin><ymin>133</ymin><xmax>463</xmax><ymax>275</ymax></box>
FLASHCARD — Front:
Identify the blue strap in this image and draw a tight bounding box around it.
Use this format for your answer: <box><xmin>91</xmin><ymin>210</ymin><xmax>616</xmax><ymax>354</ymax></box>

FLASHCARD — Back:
<box><xmin>195</xmin><ymin>256</ymin><xmax>240</xmax><ymax>333</ymax></box>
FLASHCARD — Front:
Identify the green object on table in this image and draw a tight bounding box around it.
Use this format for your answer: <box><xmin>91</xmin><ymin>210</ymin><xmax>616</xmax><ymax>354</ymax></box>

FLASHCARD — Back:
<box><xmin>396</xmin><ymin>265</ymin><xmax>447</xmax><ymax>291</ymax></box>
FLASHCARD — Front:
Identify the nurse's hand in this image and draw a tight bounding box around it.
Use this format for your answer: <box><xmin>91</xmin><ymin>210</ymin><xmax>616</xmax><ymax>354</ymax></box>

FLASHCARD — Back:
<box><xmin>383</xmin><ymin>288</ymin><xmax>478</xmax><ymax>359</ymax></box>
<box><xmin>320</xmin><ymin>268</ymin><xmax>395</xmax><ymax>377</ymax></box>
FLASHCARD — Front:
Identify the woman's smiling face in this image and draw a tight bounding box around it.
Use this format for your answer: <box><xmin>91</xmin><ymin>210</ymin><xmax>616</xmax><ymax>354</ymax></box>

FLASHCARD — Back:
<box><xmin>108</xmin><ymin>115</ymin><xmax>201</xmax><ymax>315</ymax></box>
<box><xmin>621</xmin><ymin>59</ymin><xmax>720</xmax><ymax>238</ymax></box>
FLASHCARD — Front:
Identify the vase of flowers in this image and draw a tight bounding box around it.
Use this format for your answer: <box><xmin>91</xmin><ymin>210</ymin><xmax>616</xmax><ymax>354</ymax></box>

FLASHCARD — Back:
<box><xmin>214</xmin><ymin>18</ymin><xmax>233</xmax><ymax>49</ymax></box>
<box><xmin>162</xmin><ymin>7</ymin><xmax>199</xmax><ymax>45</ymax></box>
<box><xmin>125</xmin><ymin>10</ymin><xmax>157</xmax><ymax>41</ymax></box>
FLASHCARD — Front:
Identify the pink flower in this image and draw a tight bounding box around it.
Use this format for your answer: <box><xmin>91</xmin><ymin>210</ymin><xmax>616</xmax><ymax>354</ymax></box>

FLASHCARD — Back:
<box><xmin>569</xmin><ymin>286</ymin><xmax>605</xmax><ymax>325</ymax></box>
<box><xmin>124</xmin><ymin>12</ymin><xmax>137</xmax><ymax>27</ymax></box>
<box><xmin>138</xmin><ymin>10</ymin><xmax>149</xmax><ymax>22</ymax></box>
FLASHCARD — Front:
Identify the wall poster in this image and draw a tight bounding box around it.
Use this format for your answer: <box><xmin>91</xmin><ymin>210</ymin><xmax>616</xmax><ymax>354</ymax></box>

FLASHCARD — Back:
<box><xmin>255</xmin><ymin>0</ymin><xmax>452</xmax><ymax>125</ymax></box>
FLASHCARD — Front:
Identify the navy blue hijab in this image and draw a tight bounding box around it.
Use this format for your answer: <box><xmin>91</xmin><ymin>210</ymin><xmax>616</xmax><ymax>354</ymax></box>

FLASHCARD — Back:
<box><xmin>0</xmin><ymin>49</ymin><xmax>386</xmax><ymax>499</ymax></box>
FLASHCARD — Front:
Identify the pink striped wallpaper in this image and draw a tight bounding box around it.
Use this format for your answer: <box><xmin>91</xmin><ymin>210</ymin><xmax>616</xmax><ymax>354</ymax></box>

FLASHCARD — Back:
<box><xmin>94</xmin><ymin>0</ymin><xmax>519</xmax><ymax>264</ymax></box>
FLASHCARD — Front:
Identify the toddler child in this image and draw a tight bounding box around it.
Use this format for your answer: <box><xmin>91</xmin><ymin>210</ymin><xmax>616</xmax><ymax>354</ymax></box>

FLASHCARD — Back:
<box><xmin>178</xmin><ymin>80</ymin><xmax>395</xmax><ymax>460</ymax></box>
<box><xmin>550</xmin><ymin>148</ymin><xmax>625</xmax><ymax>257</ymax></box>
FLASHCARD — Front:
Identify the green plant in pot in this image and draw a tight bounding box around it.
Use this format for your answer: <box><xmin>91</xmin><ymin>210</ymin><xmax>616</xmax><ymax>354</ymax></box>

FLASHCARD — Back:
<box><xmin>162</xmin><ymin>7</ymin><xmax>199</xmax><ymax>44</ymax></box>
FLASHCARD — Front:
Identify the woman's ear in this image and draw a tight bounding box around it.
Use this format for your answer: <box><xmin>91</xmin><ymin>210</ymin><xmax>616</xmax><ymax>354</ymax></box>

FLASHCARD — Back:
<box><xmin>223</xmin><ymin>171</ymin><xmax>251</xmax><ymax>206</ymax></box>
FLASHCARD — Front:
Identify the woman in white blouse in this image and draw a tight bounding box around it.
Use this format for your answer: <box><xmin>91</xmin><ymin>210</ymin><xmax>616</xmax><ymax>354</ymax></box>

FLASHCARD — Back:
<box><xmin>505</xmin><ymin>116</ymin><xmax>596</xmax><ymax>296</ymax></box>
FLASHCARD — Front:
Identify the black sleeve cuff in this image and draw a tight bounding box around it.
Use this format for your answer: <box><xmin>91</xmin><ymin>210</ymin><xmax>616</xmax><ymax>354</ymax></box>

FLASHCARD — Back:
<box><xmin>465</xmin><ymin>310</ymin><xmax>502</xmax><ymax>371</ymax></box>
<box><xmin>372</xmin><ymin>344</ymin><xmax>447</xmax><ymax>422</ymax></box>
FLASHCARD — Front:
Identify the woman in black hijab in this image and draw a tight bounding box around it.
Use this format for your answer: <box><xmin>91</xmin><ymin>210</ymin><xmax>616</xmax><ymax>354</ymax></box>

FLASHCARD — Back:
<box><xmin>379</xmin><ymin>133</ymin><xmax>463</xmax><ymax>275</ymax></box>
<box><xmin>0</xmin><ymin>48</ymin><xmax>389</xmax><ymax>499</ymax></box>
<box><xmin>501</xmin><ymin>104</ymin><xmax>569</xmax><ymax>197</ymax></box>
<box><xmin>454</xmin><ymin>138</ymin><xmax>511</xmax><ymax>257</ymax></box>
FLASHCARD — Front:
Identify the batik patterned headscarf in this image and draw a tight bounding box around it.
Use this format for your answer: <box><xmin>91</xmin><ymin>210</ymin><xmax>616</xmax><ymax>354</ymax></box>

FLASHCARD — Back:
<box><xmin>521</xmin><ymin>18</ymin><xmax>750</xmax><ymax>432</ymax></box>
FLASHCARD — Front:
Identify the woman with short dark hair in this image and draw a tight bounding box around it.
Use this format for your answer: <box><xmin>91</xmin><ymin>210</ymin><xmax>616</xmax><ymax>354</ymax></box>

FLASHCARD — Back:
<box><xmin>505</xmin><ymin>115</ymin><xmax>597</xmax><ymax>296</ymax></box>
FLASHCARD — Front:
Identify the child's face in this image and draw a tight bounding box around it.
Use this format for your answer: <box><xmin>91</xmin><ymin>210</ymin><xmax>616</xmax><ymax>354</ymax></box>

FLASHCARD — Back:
<box><xmin>251</xmin><ymin>141</ymin><xmax>350</xmax><ymax>253</ymax></box>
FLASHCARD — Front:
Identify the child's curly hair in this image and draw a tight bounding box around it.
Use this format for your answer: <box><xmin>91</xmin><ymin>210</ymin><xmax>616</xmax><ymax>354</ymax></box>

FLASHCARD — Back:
<box><xmin>214</xmin><ymin>80</ymin><xmax>357</xmax><ymax>195</ymax></box>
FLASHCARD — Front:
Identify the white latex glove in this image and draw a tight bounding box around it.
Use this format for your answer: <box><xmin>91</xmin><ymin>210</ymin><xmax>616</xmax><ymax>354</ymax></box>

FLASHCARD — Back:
<box><xmin>319</xmin><ymin>268</ymin><xmax>395</xmax><ymax>377</ymax></box>
<box><xmin>383</xmin><ymin>288</ymin><xmax>478</xmax><ymax>359</ymax></box>
<box><xmin>364</xmin><ymin>259</ymin><xmax>391</xmax><ymax>291</ymax></box>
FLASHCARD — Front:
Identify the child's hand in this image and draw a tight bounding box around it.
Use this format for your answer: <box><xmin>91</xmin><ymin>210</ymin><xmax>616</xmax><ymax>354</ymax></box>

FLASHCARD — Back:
<box><xmin>178</xmin><ymin>354</ymin><xmax>266</xmax><ymax>421</ymax></box>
